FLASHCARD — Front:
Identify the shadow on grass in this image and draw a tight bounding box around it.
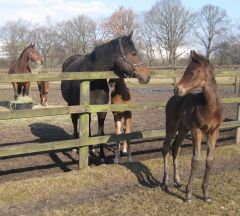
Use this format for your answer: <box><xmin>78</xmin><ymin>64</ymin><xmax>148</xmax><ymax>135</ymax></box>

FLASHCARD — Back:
<box><xmin>122</xmin><ymin>162</ymin><xmax>160</xmax><ymax>188</ymax></box>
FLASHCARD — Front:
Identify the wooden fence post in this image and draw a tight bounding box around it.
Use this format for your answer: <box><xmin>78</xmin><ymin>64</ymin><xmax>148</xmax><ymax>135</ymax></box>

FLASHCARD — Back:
<box><xmin>236</xmin><ymin>104</ymin><xmax>240</xmax><ymax>145</ymax></box>
<box><xmin>79</xmin><ymin>80</ymin><xmax>90</xmax><ymax>169</ymax></box>
<box><xmin>234</xmin><ymin>76</ymin><xmax>238</xmax><ymax>94</ymax></box>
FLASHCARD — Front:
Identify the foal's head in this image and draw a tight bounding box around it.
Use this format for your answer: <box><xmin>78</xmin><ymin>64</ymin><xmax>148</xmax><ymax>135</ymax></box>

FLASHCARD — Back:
<box><xmin>22</xmin><ymin>42</ymin><xmax>43</xmax><ymax>64</ymax></box>
<box><xmin>174</xmin><ymin>50</ymin><xmax>213</xmax><ymax>96</ymax></box>
<box><xmin>114</xmin><ymin>32</ymin><xmax>150</xmax><ymax>84</ymax></box>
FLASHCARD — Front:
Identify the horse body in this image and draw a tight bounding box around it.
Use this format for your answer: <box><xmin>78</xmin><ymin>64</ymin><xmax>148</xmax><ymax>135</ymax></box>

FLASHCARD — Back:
<box><xmin>8</xmin><ymin>42</ymin><xmax>49</xmax><ymax>106</ymax></box>
<box><xmin>109</xmin><ymin>78</ymin><xmax>132</xmax><ymax>164</ymax></box>
<box><xmin>162</xmin><ymin>50</ymin><xmax>223</xmax><ymax>203</ymax></box>
<box><xmin>61</xmin><ymin>33</ymin><xmax>150</xmax><ymax>161</ymax></box>
<box><xmin>8</xmin><ymin>42</ymin><xmax>43</xmax><ymax>100</ymax></box>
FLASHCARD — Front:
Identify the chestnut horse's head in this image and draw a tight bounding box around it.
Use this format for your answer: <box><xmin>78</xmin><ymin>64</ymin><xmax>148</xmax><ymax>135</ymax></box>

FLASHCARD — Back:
<box><xmin>174</xmin><ymin>50</ymin><xmax>211</xmax><ymax>96</ymax></box>
<box><xmin>26</xmin><ymin>42</ymin><xmax>43</xmax><ymax>65</ymax></box>
<box><xmin>114</xmin><ymin>32</ymin><xmax>150</xmax><ymax>84</ymax></box>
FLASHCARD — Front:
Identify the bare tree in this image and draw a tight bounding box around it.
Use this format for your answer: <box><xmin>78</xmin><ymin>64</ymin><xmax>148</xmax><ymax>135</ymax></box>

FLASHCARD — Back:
<box><xmin>0</xmin><ymin>19</ymin><xmax>31</xmax><ymax>62</ymax></box>
<box><xmin>30</xmin><ymin>19</ymin><xmax>57</xmax><ymax>67</ymax></box>
<box><xmin>102</xmin><ymin>6</ymin><xmax>136</xmax><ymax>38</ymax></box>
<box><xmin>194</xmin><ymin>4</ymin><xmax>231</xmax><ymax>59</ymax></box>
<box><xmin>58</xmin><ymin>15</ymin><xmax>96</xmax><ymax>57</ymax></box>
<box><xmin>147</xmin><ymin>0</ymin><xmax>194</xmax><ymax>66</ymax></box>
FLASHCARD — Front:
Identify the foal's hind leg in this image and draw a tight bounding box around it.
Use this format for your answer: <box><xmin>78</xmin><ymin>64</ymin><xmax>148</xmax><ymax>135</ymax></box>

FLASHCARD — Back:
<box><xmin>97</xmin><ymin>112</ymin><xmax>107</xmax><ymax>163</ymax></box>
<box><xmin>172</xmin><ymin>124</ymin><xmax>189</xmax><ymax>187</ymax></box>
<box><xmin>202</xmin><ymin>128</ymin><xmax>219</xmax><ymax>202</ymax></box>
<box><xmin>162</xmin><ymin>129</ymin><xmax>177</xmax><ymax>191</ymax></box>
<box><xmin>186</xmin><ymin>128</ymin><xmax>203</xmax><ymax>203</ymax></box>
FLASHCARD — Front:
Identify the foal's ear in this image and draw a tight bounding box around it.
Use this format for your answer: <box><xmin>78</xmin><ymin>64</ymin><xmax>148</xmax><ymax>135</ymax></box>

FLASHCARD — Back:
<box><xmin>190</xmin><ymin>50</ymin><xmax>201</xmax><ymax>63</ymax></box>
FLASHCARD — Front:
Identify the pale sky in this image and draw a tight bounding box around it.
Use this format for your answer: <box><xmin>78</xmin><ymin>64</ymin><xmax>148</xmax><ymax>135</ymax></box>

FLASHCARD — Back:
<box><xmin>0</xmin><ymin>0</ymin><xmax>239</xmax><ymax>25</ymax></box>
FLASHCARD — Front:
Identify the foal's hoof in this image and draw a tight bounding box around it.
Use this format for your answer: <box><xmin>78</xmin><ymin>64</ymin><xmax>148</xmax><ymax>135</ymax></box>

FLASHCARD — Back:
<box><xmin>185</xmin><ymin>199</ymin><xmax>192</xmax><ymax>204</ymax></box>
<box><xmin>161</xmin><ymin>184</ymin><xmax>169</xmax><ymax>193</ymax></box>
<box><xmin>114</xmin><ymin>159</ymin><xmax>119</xmax><ymax>164</ymax></box>
<box><xmin>173</xmin><ymin>181</ymin><xmax>182</xmax><ymax>188</ymax></box>
<box><xmin>204</xmin><ymin>197</ymin><xmax>211</xmax><ymax>203</ymax></box>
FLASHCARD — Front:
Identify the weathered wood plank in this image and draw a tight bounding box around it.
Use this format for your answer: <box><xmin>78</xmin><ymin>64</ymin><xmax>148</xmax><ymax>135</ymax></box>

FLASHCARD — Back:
<box><xmin>0</xmin><ymin>121</ymin><xmax>239</xmax><ymax>158</ymax></box>
<box><xmin>0</xmin><ymin>98</ymin><xmax>239</xmax><ymax>120</ymax></box>
<box><xmin>79</xmin><ymin>80</ymin><xmax>90</xmax><ymax>169</ymax></box>
<box><xmin>0</xmin><ymin>70</ymin><xmax>239</xmax><ymax>83</ymax></box>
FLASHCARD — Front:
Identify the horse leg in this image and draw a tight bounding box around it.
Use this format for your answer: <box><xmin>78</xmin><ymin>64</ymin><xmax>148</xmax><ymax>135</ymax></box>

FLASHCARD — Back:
<box><xmin>71</xmin><ymin>113</ymin><xmax>79</xmax><ymax>139</ymax></box>
<box><xmin>97</xmin><ymin>112</ymin><xmax>107</xmax><ymax>163</ymax></box>
<box><xmin>172</xmin><ymin>124</ymin><xmax>189</xmax><ymax>187</ymax></box>
<box><xmin>17</xmin><ymin>83</ymin><xmax>22</xmax><ymax>98</ymax></box>
<box><xmin>124</xmin><ymin>111</ymin><xmax>132</xmax><ymax>162</ymax></box>
<box><xmin>114</xmin><ymin>113</ymin><xmax>122</xmax><ymax>164</ymax></box>
<box><xmin>186</xmin><ymin>128</ymin><xmax>203</xmax><ymax>203</ymax></box>
<box><xmin>202</xmin><ymin>128</ymin><xmax>219</xmax><ymax>202</ymax></box>
<box><xmin>23</xmin><ymin>82</ymin><xmax>30</xmax><ymax>96</ymax></box>
<box><xmin>12</xmin><ymin>82</ymin><xmax>19</xmax><ymax>100</ymax></box>
<box><xmin>37</xmin><ymin>81</ymin><xmax>43</xmax><ymax>105</ymax></box>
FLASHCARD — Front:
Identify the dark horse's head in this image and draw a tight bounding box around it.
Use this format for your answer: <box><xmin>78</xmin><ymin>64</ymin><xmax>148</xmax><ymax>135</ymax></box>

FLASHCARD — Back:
<box><xmin>174</xmin><ymin>50</ymin><xmax>212</xmax><ymax>96</ymax></box>
<box><xmin>112</xmin><ymin>32</ymin><xmax>150</xmax><ymax>84</ymax></box>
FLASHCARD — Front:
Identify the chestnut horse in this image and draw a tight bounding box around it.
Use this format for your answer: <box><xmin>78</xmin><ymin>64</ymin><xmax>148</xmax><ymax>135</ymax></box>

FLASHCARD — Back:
<box><xmin>162</xmin><ymin>50</ymin><xmax>223</xmax><ymax>203</ymax></box>
<box><xmin>61</xmin><ymin>33</ymin><xmax>150</xmax><ymax>162</ymax></box>
<box><xmin>8</xmin><ymin>42</ymin><xmax>49</xmax><ymax>106</ymax></box>
<box><xmin>109</xmin><ymin>78</ymin><xmax>132</xmax><ymax>164</ymax></box>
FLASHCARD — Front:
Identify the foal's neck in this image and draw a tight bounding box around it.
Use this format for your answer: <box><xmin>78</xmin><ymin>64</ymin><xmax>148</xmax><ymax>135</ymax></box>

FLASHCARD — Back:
<box><xmin>202</xmin><ymin>67</ymin><xmax>221</xmax><ymax>111</ymax></box>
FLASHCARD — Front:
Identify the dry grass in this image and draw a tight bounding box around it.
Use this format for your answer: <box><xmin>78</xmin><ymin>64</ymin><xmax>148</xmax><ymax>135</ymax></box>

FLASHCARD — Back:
<box><xmin>0</xmin><ymin>145</ymin><xmax>240</xmax><ymax>215</ymax></box>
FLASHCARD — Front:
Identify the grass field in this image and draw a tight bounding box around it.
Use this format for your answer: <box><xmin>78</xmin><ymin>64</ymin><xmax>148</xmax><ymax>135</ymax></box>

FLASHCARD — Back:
<box><xmin>1</xmin><ymin>144</ymin><xmax>240</xmax><ymax>216</ymax></box>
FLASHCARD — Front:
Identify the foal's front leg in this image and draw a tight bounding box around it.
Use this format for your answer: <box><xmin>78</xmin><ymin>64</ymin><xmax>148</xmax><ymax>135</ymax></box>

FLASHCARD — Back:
<box><xmin>186</xmin><ymin>128</ymin><xmax>203</xmax><ymax>203</ymax></box>
<box><xmin>202</xmin><ymin>128</ymin><xmax>219</xmax><ymax>202</ymax></box>
<box><xmin>12</xmin><ymin>82</ymin><xmax>19</xmax><ymax>100</ymax></box>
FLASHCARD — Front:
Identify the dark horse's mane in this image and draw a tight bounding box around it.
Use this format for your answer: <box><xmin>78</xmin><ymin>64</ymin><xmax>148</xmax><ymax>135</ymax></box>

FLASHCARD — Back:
<box><xmin>88</xmin><ymin>35</ymin><xmax>135</xmax><ymax>63</ymax></box>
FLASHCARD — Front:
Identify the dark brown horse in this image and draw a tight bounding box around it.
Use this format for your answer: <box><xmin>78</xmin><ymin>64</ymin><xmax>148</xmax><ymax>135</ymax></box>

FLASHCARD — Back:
<box><xmin>61</xmin><ymin>33</ymin><xmax>150</xmax><ymax>162</ymax></box>
<box><xmin>8</xmin><ymin>42</ymin><xmax>49</xmax><ymax>106</ymax></box>
<box><xmin>162</xmin><ymin>50</ymin><xmax>223</xmax><ymax>203</ymax></box>
<box><xmin>109</xmin><ymin>78</ymin><xmax>132</xmax><ymax>164</ymax></box>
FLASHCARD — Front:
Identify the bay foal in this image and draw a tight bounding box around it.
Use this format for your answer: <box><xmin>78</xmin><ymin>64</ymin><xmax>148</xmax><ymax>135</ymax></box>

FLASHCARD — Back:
<box><xmin>110</xmin><ymin>78</ymin><xmax>132</xmax><ymax>164</ymax></box>
<box><xmin>162</xmin><ymin>50</ymin><xmax>223</xmax><ymax>203</ymax></box>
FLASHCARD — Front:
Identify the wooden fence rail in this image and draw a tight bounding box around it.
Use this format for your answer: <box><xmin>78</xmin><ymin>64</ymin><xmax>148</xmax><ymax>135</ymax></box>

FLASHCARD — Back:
<box><xmin>0</xmin><ymin>70</ymin><xmax>240</xmax><ymax>169</ymax></box>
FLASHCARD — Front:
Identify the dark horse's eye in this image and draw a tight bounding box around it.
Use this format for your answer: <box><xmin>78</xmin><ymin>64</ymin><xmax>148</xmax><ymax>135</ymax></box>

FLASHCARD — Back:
<box><xmin>189</xmin><ymin>71</ymin><xmax>194</xmax><ymax>77</ymax></box>
<box><xmin>132</xmin><ymin>52</ymin><xmax>137</xmax><ymax>56</ymax></box>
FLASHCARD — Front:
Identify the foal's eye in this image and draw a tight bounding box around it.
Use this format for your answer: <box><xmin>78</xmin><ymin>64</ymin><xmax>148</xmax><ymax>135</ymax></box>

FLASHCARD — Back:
<box><xmin>189</xmin><ymin>71</ymin><xmax>194</xmax><ymax>76</ymax></box>
<box><xmin>132</xmin><ymin>52</ymin><xmax>137</xmax><ymax>56</ymax></box>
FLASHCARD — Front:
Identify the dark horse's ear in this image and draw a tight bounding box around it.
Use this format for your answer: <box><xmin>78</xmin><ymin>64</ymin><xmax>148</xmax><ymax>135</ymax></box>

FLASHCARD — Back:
<box><xmin>127</xmin><ymin>31</ymin><xmax>133</xmax><ymax>40</ymax></box>
<box><xmin>190</xmin><ymin>50</ymin><xmax>201</xmax><ymax>63</ymax></box>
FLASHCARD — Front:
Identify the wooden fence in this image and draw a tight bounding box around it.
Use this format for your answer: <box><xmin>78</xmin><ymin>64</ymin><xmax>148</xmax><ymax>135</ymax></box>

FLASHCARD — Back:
<box><xmin>0</xmin><ymin>70</ymin><xmax>240</xmax><ymax>169</ymax></box>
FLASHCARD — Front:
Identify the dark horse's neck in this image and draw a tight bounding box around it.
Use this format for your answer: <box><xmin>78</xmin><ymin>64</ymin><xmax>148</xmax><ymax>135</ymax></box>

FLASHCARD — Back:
<box><xmin>202</xmin><ymin>66</ymin><xmax>222</xmax><ymax>113</ymax></box>
<box><xmin>83</xmin><ymin>40</ymin><xmax>117</xmax><ymax>71</ymax></box>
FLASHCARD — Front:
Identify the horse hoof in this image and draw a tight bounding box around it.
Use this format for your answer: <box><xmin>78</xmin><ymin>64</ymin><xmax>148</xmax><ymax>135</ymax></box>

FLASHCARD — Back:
<box><xmin>100</xmin><ymin>158</ymin><xmax>106</xmax><ymax>164</ymax></box>
<box><xmin>161</xmin><ymin>184</ymin><xmax>169</xmax><ymax>193</ymax></box>
<box><xmin>185</xmin><ymin>199</ymin><xmax>192</xmax><ymax>204</ymax></box>
<box><xmin>114</xmin><ymin>159</ymin><xmax>119</xmax><ymax>164</ymax></box>
<box><xmin>174</xmin><ymin>182</ymin><xmax>182</xmax><ymax>188</ymax></box>
<box><xmin>204</xmin><ymin>197</ymin><xmax>211</xmax><ymax>203</ymax></box>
